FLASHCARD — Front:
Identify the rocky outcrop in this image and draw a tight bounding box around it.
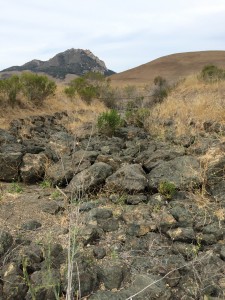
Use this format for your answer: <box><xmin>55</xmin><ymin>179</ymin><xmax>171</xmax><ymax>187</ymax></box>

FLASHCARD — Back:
<box><xmin>0</xmin><ymin>114</ymin><xmax>225</xmax><ymax>299</ymax></box>
<box><xmin>1</xmin><ymin>48</ymin><xmax>115</xmax><ymax>78</ymax></box>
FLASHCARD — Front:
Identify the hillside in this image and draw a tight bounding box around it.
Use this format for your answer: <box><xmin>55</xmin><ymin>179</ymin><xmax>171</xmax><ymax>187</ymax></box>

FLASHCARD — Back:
<box><xmin>110</xmin><ymin>50</ymin><xmax>225</xmax><ymax>86</ymax></box>
<box><xmin>1</xmin><ymin>48</ymin><xmax>115</xmax><ymax>79</ymax></box>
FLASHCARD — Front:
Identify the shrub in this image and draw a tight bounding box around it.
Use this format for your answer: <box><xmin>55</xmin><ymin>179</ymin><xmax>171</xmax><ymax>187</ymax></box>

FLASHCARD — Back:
<box><xmin>152</xmin><ymin>76</ymin><xmax>168</xmax><ymax>104</ymax></box>
<box><xmin>21</xmin><ymin>72</ymin><xmax>56</xmax><ymax>105</ymax></box>
<box><xmin>97</xmin><ymin>109</ymin><xmax>123</xmax><ymax>136</ymax></box>
<box><xmin>125</xmin><ymin>107</ymin><xmax>150</xmax><ymax>128</ymax></box>
<box><xmin>0</xmin><ymin>75</ymin><xmax>22</xmax><ymax>106</ymax></box>
<box><xmin>64</xmin><ymin>72</ymin><xmax>117</xmax><ymax>106</ymax></box>
<box><xmin>158</xmin><ymin>181</ymin><xmax>176</xmax><ymax>199</ymax></box>
<box><xmin>200</xmin><ymin>65</ymin><xmax>225</xmax><ymax>82</ymax></box>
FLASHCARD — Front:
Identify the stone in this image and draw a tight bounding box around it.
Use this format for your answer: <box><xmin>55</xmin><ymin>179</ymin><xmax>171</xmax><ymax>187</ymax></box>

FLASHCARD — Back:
<box><xmin>105</xmin><ymin>164</ymin><xmax>148</xmax><ymax>193</ymax></box>
<box><xmin>97</xmin><ymin>218</ymin><xmax>119</xmax><ymax>232</ymax></box>
<box><xmin>167</xmin><ymin>227</ymin><xmax>196</xmax><ymax>242</ymax></box>
<box><xmin>21</xmin><ymin>220</ymin><xmax>42</xmax><ymax>231</ymax></box>
<box><xmin>66</xmin><ymin>162</ymin><xmax>113</xmax><ymax>197</ymax></box>
<box><xmin>93</xmin><ymin>247</ymin><xmax>106</xmax><ymax>259</ymax></box>
<box><xmin>20</xmin><ymin>153</ymin><xmax>47</xmax><ymax>183</ymax></box>
<box><xmin>148</xmin><ymin>156</ymin><xmax>201</xmax><ymax>191</ymax></box>
<box><xmin>41</xmin><ymin>200</ymin><xmax>64</xmax><ymax>215</ymax></box>
<box><xmin>0</xmin><ymin>148</ymin><xmax>23</xmax><ymax>181</ymax></box>
<box><xmin>97</xmin><ymin>264</ymin><xmax>126</xmax><ymax>290</ymax></box>
<box><xmin>126</xmin><ymin>194</ymin><xmax>148</xmax><ymax>205</ymax></box>
<box><xmin>0</xmin><ymin>230</ymin><xmax>13</xmax><ymax>257</ymax></box>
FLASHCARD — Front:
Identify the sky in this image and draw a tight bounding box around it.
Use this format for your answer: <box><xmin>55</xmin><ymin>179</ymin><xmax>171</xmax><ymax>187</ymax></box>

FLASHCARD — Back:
<box><xmin>1</xmin><ymin>0</ymin><xmax>225</xmax><ymax>73</ymax></box>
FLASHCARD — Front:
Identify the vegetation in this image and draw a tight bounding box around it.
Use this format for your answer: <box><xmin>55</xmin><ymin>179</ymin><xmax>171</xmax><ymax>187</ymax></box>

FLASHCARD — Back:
<box><xmin>152</xmin><ymin>75</ymin><xmax>169</xmax><ymax>103</ymax></box>
<box><xmin>125</xmin><ymin>105</ymin><xmax>150</xmax><ymax>128</ymax></box>
<box><xmin>200</xmin><ymin>64</ymin><xmax>225</xmax><ymax>82</ymax></box>
<box><xmin>64</xmin><ymin>71</ymin><xmax>112</xmax><ymax>105</ymax></box>
<box><xmin>97</xmin><ymin>109</ymin><xmax>123</xmax><ymax>136</ymax></box>
<box><xmin>0</xmin><ymin>75</ymin><xmax>22</xmax><ymax>106</ymax></box>
<box><xmin>0</xmin><ymin>73</ymin><xmax>56</xmax><ymax>107</ymax></box>
<box><xmin>158</xmin><ymin>181</ymin><xmax>176</xmax><ymax>199</ymax></box>
<box><xmin>21</xmin><ymin>72</ymin><xmax>56</xmax><ymax>105</ymax></box>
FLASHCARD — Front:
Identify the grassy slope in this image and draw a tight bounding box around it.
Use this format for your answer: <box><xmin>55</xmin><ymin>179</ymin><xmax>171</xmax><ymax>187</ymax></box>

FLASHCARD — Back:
<box><xmin>148</xmin><ymin>75</ymin><xmax>225</xmax><ymax>137</ymax></box>
<box><xmin>110</xmin><ymin>51</ymin><xmax>225</xmax><ymax>86</ymax></box>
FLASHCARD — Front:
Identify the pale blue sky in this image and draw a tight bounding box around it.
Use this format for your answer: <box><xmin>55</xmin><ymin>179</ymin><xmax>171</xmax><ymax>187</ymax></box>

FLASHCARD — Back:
<box><xmin>1</xmin><ymin>0</ymin><xmax>225</xmax><ymax>72</ymax></box>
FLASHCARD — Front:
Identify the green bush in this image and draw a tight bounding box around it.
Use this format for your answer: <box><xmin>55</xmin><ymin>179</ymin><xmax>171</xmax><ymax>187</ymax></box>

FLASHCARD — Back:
<box><xmin>158</xmin><ymin>181</ymin><xmax>176</xmax><ymax>199</ymax></box>
<box><xmin>64</xmin><ymin>72</ymin><xmax>117</xmax><ymax>106</ymax></box>
<box><xmin>21</xmin><ymin>72</ymin><xmax>56</xmax><ymax>105</ymax></box>
<box><xmin>97</xmin><ymin>109</ymin><xmax>123</xmax><ymax>136</ymax></box>
<box><xmin>152</xmin><ymin>76</ymin><xmax>168</xmax><ymax>103</ymax></box>
<box><xmin>200</xmin><ymin>65</ymin><xmax>225</xmax><ymax>82</ymax></box>
<box><xmin>0</xmin><ymin>75</ymin><xmax>22</xmax><ymax>106</ymax></box>
<box><xmin>125</xmin><ymin>107</ymin><xmax>150</xmax><ymax>128</ymax></box>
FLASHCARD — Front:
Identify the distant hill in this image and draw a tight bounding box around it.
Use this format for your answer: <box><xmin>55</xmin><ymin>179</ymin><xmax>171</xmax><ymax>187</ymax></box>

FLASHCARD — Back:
<box><xmin>110</xmin><ymin>51</ymin><xmax>225</xmax><ymax>85</ymax></box>
<box><xmin>1</xmin><ymin>48</ymin><xmax>115</xmax><ymax>79</ymax></box>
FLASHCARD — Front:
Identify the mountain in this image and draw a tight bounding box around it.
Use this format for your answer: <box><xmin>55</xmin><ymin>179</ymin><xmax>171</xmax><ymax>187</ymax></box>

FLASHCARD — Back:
<box><xmin>110</xmin><ymin>50</ymin><xmax>225</xmax><ymax>85</ymax></box>
<box><xmin>1</xmin><ymin>49</ymin><xmax>115</xmax><ymax>79</ymax></box>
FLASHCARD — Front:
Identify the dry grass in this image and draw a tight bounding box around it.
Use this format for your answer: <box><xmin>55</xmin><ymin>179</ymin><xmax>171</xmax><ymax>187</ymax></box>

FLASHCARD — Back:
<box><xmin>0</xmin><ymin>84</ymin><xmax>106</xmax><ymax>133</ymax></box>
<box><xmin>148</xmin><ymin>75</ymin><xmax>225</xmax><ymax>137</ymax></box>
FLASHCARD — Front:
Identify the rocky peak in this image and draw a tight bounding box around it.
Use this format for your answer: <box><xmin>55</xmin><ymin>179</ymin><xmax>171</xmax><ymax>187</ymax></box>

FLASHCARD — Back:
<box><xmin>1</xmin><ymin>48</ymin><xmax>115</xmax><ymax>79</ymax></box>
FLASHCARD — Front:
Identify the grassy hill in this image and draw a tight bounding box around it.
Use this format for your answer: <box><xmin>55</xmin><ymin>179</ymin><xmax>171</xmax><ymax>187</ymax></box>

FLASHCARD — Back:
<box><xmin>110</xmin><ymin>51</ymin><xmax>225</xmax><ymax>86</ymax></box>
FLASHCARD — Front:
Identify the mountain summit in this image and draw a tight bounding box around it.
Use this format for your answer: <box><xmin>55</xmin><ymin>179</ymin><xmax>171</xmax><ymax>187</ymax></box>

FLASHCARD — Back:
<box><xmin>1</xmin><ymin>48</ymin><xmax>115</xmax><ymax>79</ymax></box>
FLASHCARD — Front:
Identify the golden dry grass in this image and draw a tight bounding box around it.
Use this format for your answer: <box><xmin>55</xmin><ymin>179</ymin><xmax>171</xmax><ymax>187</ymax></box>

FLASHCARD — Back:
<box><xmin>148</xmin><ymin>75</ymin><xmax>225</xmax><ymax>137</ymax></box>
<box><xmin>0</xmin><ymin>84</ymin><xmax>106</xmax><ymax>133</ymax></box>
<box><xmin>110</xmin><ymin>51</ymin><xmax>225</xmax><ymax>87</ymax></box>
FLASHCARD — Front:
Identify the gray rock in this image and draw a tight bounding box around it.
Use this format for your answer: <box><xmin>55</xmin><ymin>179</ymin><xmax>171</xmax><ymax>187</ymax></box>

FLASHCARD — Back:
<box><xmin>26</xmin><ymin>268</ymin><xmax>60</xmax><ymax>300</ymax></box>
<box><xmin>90</xmin><ymin>208</ymin><xmax>113</xmax><ymax>219</ymax></box>
<box><xmin>97</xmin><ymin>218</ymin><xmax>119</xmax><ymax>232</ymax></box>
<box><xmin>148</xmin><ymin>156</ymin><xmax>201</xmax><ymax>191</ymax></box>
<box><xmin>106</xmin><ymin>164</ymin><xmax>148</xmax><ymax>193</ymax></box>
<box><xmin>0</xmin><ymin>230</ymin><xmax>13</xmax><ymax>257</ymax></box>
<box><xmin>41</xmin><ymin>200</ymin><xmax>64</xmax><ymax>215</ymax></box>
<box><xmin>126</xmin><ymin>194</ymin><xmax>148</xmax><ymax>205</ymax></box>
<box><xmin>66</xmin><ymin>162</ymin><xmax>113</xmax><ymax>197</ymax></box>
<box><xmin>21</xmin><ymin>220</ymin><xmax>42</xmax><ymax>231</ymax></box>
<box><xmin>97</xmin><ymin>264</ymin><xmax>126</xmax><ymax>290</ymax></box>
<box><xmin>0</xmin><ymin>149</ymin><xmax>23</xmax><ymax>181</ymax></box>
<box><xmin>20</xmin><ymin>153</ymin><xmax>47</xmax><ymax>183</ymax></box>
<box><xmin>167</xmin><ymin>227</ymin><xmax>196</xmax><ymax>242</ymax></box>
<box><xmin>220</xmin><ymin>246</ymin><xmax>225</xmax><ymax>260</ymax></box>
<box><xmin>93</xmin><ymin>247</ymin><xmax>106</xmax><ymax>259</ymax></box>
<box><xmin>2</xmin><ymin>262</ymin><xmax>28</xmax><ymax>300</ymax></box>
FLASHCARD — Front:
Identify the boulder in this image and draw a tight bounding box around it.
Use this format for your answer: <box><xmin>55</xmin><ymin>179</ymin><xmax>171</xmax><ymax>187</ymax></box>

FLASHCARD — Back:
<box><xmin>20</xmin><ymin>153</ymin><xmax>47</xmax><ymax>183</ymax></box>
<box><xmin>148</xmin><ymin>156</ymin><xmax>201</xmax><ymax>191</ymax></box>
<box><xmin>105</xmin><ymin>164</ymin><xmax>148</xmax><ymax>193</ymax></box>
<box><xmin>65</xmin><ymin>162</ymin><xmax>113</xmax><ymax>197</ymax></box>
<box><xmin>45</xmin><ymin>155</ymin><xmax>91</xmax><ymax>187</ymax></box>
<box><xmin>0</xmin><ymin>144</ymin><xmax>23</xmax><ymax>181</ymax></box>
<box><xmin>0</xmin><ymin>230</ymin><xmax>13</xmax><ymax>257</ymax></box>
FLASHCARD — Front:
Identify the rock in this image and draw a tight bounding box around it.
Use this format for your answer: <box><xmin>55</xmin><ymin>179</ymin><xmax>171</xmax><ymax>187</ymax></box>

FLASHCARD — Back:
<box><xmin>26</xmin><ymin>268</ymin><xmax>61</xmax><ymax>300</ymax></box>
<box><xmin>2</xmin><ymin>262</ymin><xmax>28</xmax><ymax>300</ymax></box>
<box><xmin>81</xmin><ymin>226</ymin><xmax>104</xmax><ymax>246</ymax></box>
<box><xmin>97</xmin><ymin>264</ymin><xmax>127</xmax><ymax>290</ymax></box>
<box><xmin>66</xmin><ymin>162</ymin><xmax>113</xmax><ymax>197</ymax></box>
<box><xmin>105</xmin><ymin>164</ymin><xmax>148</xmax><ymax>193</ymax></box>
<box><xmin>148</xmin><ymin>156</ymin><xmax>201</xmax><ymax>191</ymax></box>
<box><xmin>167</xmin><ymin>227</ymin><xmax>196</xmax><ymax>242</ymax></box>
<box><xmin>125</xmin><ymin>274</ymin><xmax>171</xmax><ymax>300</ymax></box>
<box><xmin>41</xmin><ymin>200</ymin><xmax>64</xmax><ymax>215</ymax></box>
<box><xmin>21</xmin><ymin>220</ymin><xmax>42</xmax><ymax>231</ymax></box>
<box><xmin>169</xmin><ymin>202</ymin><xmax>194</xmax><ymax>227</ymax></box>
<box><xmin>96</xmin><ymin>154</ymin><xmax>122</xmax><ymax>171</ymax></box>
<box><xmin>90</xmin><ymin>208</ymin><xmax>113</xmax><ymax>219</ymax></box>
<box><xmin>0</xmin><ymin>128</ymin><xmax>17</xmax><ymax>144</ymax></box>
<box><xmin>220</xmin><ymin>246</ymin><xmax>225</xmax><ymax>260</ymax></box>
<box><xmin>72</xmin><ymin>150</ymin><xmax>99</xmax><ymax>164</ymax></box>
<box><xmin>93</xmin><ymin>247</ymin><xmax>106</xmax><ymax>259</ymax></box>
<box><xmin>0</xmin><ymin>230</ymin><xmax>13</xmax><ymax>257</ymax></box>
<box><xmin>152</xmin><ymin>210</ymin><xmax>177</xmax><ymax>232</ymax></box>
<box><xmin>18</xmin><ymin>244</ymin><xmax>43</xmax><ymax>272</ymax></box>
<box><xmin>97</xmin><ymin>218</ymin><xmax>119</xmax><ymax>232</ymax></box>
<box><xmin>126</xmin><ymin>194</ymin><xmax>148</xmax><ymax>205</ymax></box>
<box><xmin>20</xmin><ymin>153</ymin><xmax>47</xmax><ymax>183</ymax></box>
<box><xmin>0</xmin><ymin>146</ymin><xmax>23</xmax><ymax>181</ymax></box>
